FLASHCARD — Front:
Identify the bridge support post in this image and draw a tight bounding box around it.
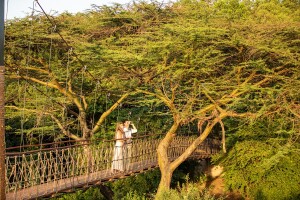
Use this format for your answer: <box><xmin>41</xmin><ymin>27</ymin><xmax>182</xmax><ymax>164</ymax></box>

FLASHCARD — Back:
<box><xmin>0</xmin><ymin>0</ymin><xmax>6</xmax><ymax>199</ymax></box>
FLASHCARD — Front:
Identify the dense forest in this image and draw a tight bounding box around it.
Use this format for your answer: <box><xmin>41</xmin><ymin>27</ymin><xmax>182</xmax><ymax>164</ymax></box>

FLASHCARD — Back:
<box><xmin>4</xmin><ymin>0</ymin><xmax>300</xmax><ymax>199</ymax></box>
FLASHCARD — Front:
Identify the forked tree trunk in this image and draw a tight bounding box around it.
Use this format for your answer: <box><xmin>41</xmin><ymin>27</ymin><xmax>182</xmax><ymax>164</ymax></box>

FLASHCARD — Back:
<box><xmin>155</xmin><ymin>115</ymin><xmax>225</xmax><ymax>197</ymax></box>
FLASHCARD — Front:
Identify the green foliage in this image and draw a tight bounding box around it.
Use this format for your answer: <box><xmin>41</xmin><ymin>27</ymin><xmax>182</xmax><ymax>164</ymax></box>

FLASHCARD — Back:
<box><xmin>223</xmin><ymin>141</ymin><xmax>300</xmax><ymax>200</ymax></box>
<box><xmin>56</xmin><ymin>187</ymin><xmax>105</xmax><ymax>200</ymax></box>
<box><xmin>155</xmin><ymin>183</ymin><xmax>221</xmax><ymax>200</ymax></box>
<box><xmin>5</xmin><ymin>0</ymin><xmax>299</xmax><ymax>142</ymax></box>
<box><xmin>55</xmin><ymin>165</ymin><xmax>221</xmax><ymax>200</ymax></box>
<box><xmin>121</xmin><ymin>191</ymin><xmax>148</xmax><ymax>200</ymax></box>
<box><xmin>107</xmin><ymin>169</ymin><xmax>161</xmax><ymax>199</ymax></box>
<box><xmin>214</xmin><ymin>117</ymin><xmax>300</xmax><ymax>200</ymax></box>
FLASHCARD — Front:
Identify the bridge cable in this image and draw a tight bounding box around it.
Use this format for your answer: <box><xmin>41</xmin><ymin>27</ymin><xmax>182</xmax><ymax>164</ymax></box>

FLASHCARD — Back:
<box><xmin>48</xmin><ymin>22</ymin><xmax>58</xmax><ymax>144</ymax></box>
<box><xmin>91</xmin><ymin>81</ymin><xmax>100</xmax><ymax>129</ymax></box>
<box><xmin>64</xmin><ymin>48</ymin><xmax>71</xmax><ymax>142</ymax></box>
<box><xmin>77</xmin><ymin>65</ymin><xmax>86</xmax><ymax>137</ymax></box>
<box><xmin>19</xmin><ymin>2</ymin><xmax>36</xmax><ymax>151</ymax></box>
<box><xmin>105</xmin><ymin>92</ymin><xmax>110</xmax><ymax>130</ymax></box>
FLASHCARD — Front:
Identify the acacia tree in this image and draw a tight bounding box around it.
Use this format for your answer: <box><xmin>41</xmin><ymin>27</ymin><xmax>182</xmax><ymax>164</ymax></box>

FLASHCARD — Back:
<box><xmin>139</xmin><ymin>67</ymin><xmax>294</xmax><ymax>194</ymax></box>
<box><xmin>94</xmin><ymin>0</ymin><xmax>299</xmax><ymax>195</ymax></box>
<box><xmin>152</xmin><ymin>1</ymin><xmax>299</xmax><ymax>195</ymax></box>
<box><xmin>4</xmin><ymin>11</ymin><xmax>136</xmax><ymax>143</ymax></box>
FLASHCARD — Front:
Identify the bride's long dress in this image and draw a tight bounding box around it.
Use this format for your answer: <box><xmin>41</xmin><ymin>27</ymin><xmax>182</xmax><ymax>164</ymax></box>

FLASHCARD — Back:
<box><xmin>112</xmin><ymin>134</ymin><xmax>126</xmax><ymax>172</ymax></box>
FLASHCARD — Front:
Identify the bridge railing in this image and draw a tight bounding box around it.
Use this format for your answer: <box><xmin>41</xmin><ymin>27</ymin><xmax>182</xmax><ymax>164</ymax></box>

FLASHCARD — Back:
<box><xmin>5</xmin><ymin>135</ymin><xmax>220</xmax><ymax>194</ymax></box>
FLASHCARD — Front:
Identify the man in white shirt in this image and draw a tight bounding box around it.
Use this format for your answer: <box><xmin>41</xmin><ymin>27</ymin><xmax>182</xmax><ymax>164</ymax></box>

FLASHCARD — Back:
<box><xmin>123</xmin><ymin>120</ymin><xmax>137</xmax><ymax>171</ymax></box>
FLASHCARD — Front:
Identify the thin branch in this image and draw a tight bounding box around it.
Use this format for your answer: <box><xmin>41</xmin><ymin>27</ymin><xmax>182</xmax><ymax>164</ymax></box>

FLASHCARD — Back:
<box><xmin>228</xmin><ymin>71</ymin><xmax>256</xmax><ymax>98</ymax></box>
<box><xmin>48</xmin><ymin>114</ymin><xmax>82</xmax><ymax>140</ymax></box>
<box><xmin>81</xmin><ymin>95</ymin><xmax>88</xmax><ymax>110</ymax></box>
<box><xmin>136</xmin><ymin>89</ymin><xmax>174</xmax><ymax>111</ymax></box>
<box><xmin>202</xmin><ymin>89</ymin><xmax>226</xmax><ymax>114</ymax></box>
<box><xmin>219</xmin><ymin>119</ymin><xmax>226</xmax><ymax>153</ymax></box>
<box><xmin>67</xmin><ymin>79</ymin><xmax>75</xmax><ymax>95</ymax></box>
<box><xmin>9</xmin><ymin>74</ymin><xmax>59</xmax><ymax>89</ymax></box>
<box><xmin>195</xmin><ymin>69</ymin><xmax>288</xmax><ymax>117</ymax></box>
<box><xmin>171</xmin><ymin>83</ymin><xmax>178</xmax><ymax>102</ymax></box>
<box><xmin>197</xmin><ymin>109</ymin><xmax>217</xmax><ymax>134</ymax></box>
<box><xmin>20</xmin><ymin>66</ymin><xmax>50</xmax><ymax>74</ymax></box>
<box><xmin>161</xmin><ymin>81</ymin><xmax>170</xmax><ymax>101</ymax></box>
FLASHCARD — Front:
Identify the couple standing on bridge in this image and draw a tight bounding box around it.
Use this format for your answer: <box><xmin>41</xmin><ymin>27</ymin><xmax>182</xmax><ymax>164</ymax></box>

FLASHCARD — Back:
<box><xmin>111</xmin><ymin>120</ymin><xmax>137</xmax><ymax>172</ymax></box>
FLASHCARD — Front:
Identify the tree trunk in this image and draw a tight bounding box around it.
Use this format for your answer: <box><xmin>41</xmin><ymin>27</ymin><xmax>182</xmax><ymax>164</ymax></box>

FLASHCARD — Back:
<box><xmin>155</xmin><ymin>115</ymin><xmax>226</xmax><ymax>197</ymax></box>
<box><xmin>157</xmin><ymin>140</ymin><xmax>172</xmax><ymax>193</ymax></box>
<box><xmin>99</xmin><ymin>184</ymin><xmax>114</xmax><ymax>200</ymax></box>
<box><xmin>157</xmin><ymin>164</ymin><xmax>173</xmax><ymax>195</ymax></box>
<box><xmin>156</xmin><ymin>121</ymin><xmax>179</xmax><ymax>196</ymax></box>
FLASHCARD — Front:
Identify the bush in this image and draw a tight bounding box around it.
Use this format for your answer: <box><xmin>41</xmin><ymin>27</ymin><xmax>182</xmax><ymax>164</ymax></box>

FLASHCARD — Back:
<box><xmin>215</xmin><ymin>122</ymin><xmax>300</xmax><ymax>200</ymax></box>
<box><xmin>121</xmin><ymin>191</ymin><xmax>148</xmax><ymax>200</ymax></box>
<box><xmin>107</xmin><ymin>169</ymin><xmax>161</xmax><ymax>199</ymax></box>
<box><xmin>56</xmin><ymin>187</ymin><xmax>105</xmax><ymax>200</ymax></box>
<box><xmin>156</xmin><ymin>181</ymin><xmax>221</xmax><ymax>200</ymax></box>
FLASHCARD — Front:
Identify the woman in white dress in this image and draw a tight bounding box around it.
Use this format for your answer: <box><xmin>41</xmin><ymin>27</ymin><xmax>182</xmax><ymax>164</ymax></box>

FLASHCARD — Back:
<box><xmin>111</xmin><ymin>122</ymin><xmax>126</xmax><ymax>172</ymax></box>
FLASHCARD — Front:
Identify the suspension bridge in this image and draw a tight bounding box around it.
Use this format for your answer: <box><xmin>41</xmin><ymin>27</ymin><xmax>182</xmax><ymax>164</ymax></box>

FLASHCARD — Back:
<box><xmin>5</xmin><ymin>135</ymin><xmax>220</xmax><ymax>200</ymax></box>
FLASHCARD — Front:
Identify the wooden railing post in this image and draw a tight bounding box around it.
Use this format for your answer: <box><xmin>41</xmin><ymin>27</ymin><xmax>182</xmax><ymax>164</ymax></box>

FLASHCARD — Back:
<box><xmin>0</xmin><ymin>0</ymin><xmax>6</xmax><ymax>199</ymax></box>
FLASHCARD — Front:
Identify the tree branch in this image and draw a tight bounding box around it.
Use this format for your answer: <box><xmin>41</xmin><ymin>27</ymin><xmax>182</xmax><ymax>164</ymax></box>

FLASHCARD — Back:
<box><xmin>6</xmin><ymin>106</ymin><xmax>81</xmax><ymax>140</ymax></box>
<box><xmin>9</xmin><ymin>74</ymin><xmax>59</xmax><ymax>89</ymax></box>
<box><xmin>91</xmin><ymin>92</ymin><xmax>130</xmax><ymax>135</ymax></box>
<box><xmin>219</xmin><ymin>119</ymin><xmax>226</xmax><ymax>153</ymax></box>
<box><xmin>170</xmin><ymin>115</ymin><xmax>224</xmax><ymax>171</ymax></box>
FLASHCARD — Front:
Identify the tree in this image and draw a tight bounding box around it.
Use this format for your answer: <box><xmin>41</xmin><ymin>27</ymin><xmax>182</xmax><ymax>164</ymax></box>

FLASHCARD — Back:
<box><xmin>4</xmin><ymin>13</ymin><xmax>134</xmax><ymax>143</ymax></box>
<box><xmin>97</xmin><ymin>0</ymin><xmax>299</xmax><ymax>195</ymax></box>
<box><xmin>4</xmin><ymin>0</ymin><xmax>300</xmax><ymax>198</ymax></box>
